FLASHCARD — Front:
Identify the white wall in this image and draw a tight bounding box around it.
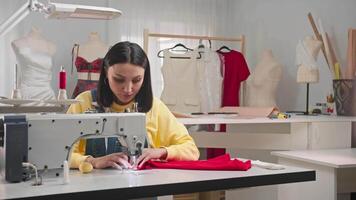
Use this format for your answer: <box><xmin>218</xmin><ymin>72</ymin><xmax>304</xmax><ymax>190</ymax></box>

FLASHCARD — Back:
<box><xmin>227</xmin><ymin>0</ymin><xmax>356</xmax><ymax>111</ymax></box>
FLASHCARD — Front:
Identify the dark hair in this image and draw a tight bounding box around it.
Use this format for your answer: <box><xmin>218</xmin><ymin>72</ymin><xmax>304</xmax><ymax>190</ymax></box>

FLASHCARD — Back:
<box><xmin>97</xmin><ymin>41</ymin><xmax>153</xmax><ymax>113</ymax></box>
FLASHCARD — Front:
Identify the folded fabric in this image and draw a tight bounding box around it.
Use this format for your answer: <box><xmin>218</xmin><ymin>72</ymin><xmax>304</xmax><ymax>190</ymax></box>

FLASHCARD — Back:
<box><xmin>138</xmin><ymin>154</ymin><xmax>251</xmax><ymax>171</ymax></box>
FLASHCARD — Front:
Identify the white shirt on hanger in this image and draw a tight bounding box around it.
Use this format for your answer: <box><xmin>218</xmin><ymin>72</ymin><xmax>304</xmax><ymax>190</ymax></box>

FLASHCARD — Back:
<box><xmin>160</xmin><ymin>49</ymin><xmax>201</xmax><ymax>113</ymax></box>
<box><xmin>197</xmin><ymin>47</ymin><xmax>223</xmax><ymax>112</ymax></box>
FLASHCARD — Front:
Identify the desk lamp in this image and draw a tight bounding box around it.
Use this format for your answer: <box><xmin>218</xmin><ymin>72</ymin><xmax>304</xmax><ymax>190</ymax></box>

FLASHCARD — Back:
<box><xmin>0</xmin><ymin>0</ymin><xmax>122</xmax><ymax>37</ymax></box>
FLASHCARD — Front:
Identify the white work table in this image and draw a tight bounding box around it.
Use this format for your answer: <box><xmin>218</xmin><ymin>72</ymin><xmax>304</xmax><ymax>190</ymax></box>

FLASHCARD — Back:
<box><xmin>179</xmin><ymin>115</ymin><xmax>356</xmax><ymax>125</ymax></box>
<box><xmin>178</xmin><ymin>115</ymin><xmax>354</xmax><ymax>150</ymax></box>
<box><xmin>272</xmin><ymin>148</ymin><xmax>356</xmax><ymax>200</ymax></box>
<box><xmin>0</xmin><ymin>165</ymin><xmax>315</xmax><ymax>200</ymax></box>
<box><xmin>272</xmin><ymin>148</ymin><xmax>356</xmax><ymax>168</ymax></box>
<box><xmin>178</xmin><ymin>115</ymin><xmax>355</xmax><ymax>200</ymax></box>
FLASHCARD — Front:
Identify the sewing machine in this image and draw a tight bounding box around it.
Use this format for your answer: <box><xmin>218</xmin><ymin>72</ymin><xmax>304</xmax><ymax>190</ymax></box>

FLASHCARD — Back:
<box><xmin>0</xmin><ymin>113</ymin><xmax>146</xmax><ymax>183</ymax></box>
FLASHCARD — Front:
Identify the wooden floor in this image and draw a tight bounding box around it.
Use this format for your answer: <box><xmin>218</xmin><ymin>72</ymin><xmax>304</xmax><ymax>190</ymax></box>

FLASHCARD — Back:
<box><xmin>174</xmin><ymin>191</ymin><xmax>225</xmax><ymax>200</ymax></box>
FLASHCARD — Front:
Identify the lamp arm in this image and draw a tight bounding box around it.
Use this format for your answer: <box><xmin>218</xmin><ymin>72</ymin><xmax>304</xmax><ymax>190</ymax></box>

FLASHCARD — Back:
<box><xmin>0</xmin><ymin>0</ymin><xmax>49</xmax><ymax>37</ymax></box>
<box><xmin>0</xmin><ymin>0</ymin><xmax>31</xmax><ymax>37</ymax></box>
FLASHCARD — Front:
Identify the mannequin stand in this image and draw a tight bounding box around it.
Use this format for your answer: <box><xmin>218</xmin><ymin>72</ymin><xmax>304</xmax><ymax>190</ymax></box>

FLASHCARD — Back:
<box><xmin>304</xmin><ymin>83</ymin><xmax>310</xmax><ymax>115</ymax></box>
<box><xmin>300</xmin><ymin>83</ymin><xmax>318</xmax><ymax>115</ymax></box>
<box><xmin>286</xmin><ymin>83</ymin><xmax>317</xmax><ymax>115</ymax></box>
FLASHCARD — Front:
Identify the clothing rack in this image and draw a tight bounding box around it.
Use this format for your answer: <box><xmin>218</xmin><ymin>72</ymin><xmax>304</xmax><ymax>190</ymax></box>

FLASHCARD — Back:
<box><xmin>143</xmin><ymin>29</ymin><xmax>245</xmax><ymax>56</ymax></box>
<box><xmin>143</xmin><ymin>28</ymin><xmax>247</xmax><ymax>105</ymax></box>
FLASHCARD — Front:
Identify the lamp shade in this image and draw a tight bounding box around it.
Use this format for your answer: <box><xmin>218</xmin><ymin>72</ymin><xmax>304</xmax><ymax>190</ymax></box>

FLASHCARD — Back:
<box><xmin>45</xmin><ymin>3</ymin><xmax>122</xmax><ymax>20</ymax></box>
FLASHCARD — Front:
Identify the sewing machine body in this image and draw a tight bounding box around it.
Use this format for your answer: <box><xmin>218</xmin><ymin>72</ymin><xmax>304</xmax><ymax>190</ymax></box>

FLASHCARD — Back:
<box><xmin>0</xmin><ymin>113</ymin><xmax>146</xmax><ymax>182</ymax></box>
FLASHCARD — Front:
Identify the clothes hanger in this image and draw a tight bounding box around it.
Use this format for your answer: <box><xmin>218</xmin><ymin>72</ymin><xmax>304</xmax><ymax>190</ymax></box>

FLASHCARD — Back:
<box><xmin>217</xmin><ymin>45</ymin><xmax>232</xmax><ymax>52</ymax></box>
<box><xmin>157</xmin><ymin>43</ymin><xmax>201</xmax><ymax>59</ymax></box>
<box><xmin>198</xmin><ymin>39</ymin><xmax>204</xmax><ymax>49</ymax></box>
<box><xmin>170</xmin><ymin>43</ymin><xmax>193</xmax><ymax>51</ymax></box>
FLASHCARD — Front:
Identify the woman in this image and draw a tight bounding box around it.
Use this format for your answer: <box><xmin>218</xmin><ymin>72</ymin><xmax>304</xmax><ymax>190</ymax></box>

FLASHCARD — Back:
<box><xmin>67</xmin><ymin>41</ymin><xmax>199</xmax><ymax>169</ymax></box>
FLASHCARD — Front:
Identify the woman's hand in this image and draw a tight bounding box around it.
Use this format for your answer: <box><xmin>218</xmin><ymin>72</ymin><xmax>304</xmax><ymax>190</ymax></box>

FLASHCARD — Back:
<box><xmin>135</xmin><ymin>148</ymin><xmax>168</xmax><ymax>168</ymax></box>
<box><xmin>86</xmin><ymin>152</ymin><xmax>131</xmax><ymax>169</ymax></box>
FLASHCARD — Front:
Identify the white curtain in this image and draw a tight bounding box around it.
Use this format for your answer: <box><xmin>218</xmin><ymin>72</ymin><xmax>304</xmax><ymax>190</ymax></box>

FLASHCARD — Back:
<box><xmin>108</xmin><ymin>0</ymin><xmax>230</xmax><ymax>97</ymax></box>
<box><xmin>0</xmin><ymin>1</ymin><xmax>24</xmax><ymax>97</ymax></box>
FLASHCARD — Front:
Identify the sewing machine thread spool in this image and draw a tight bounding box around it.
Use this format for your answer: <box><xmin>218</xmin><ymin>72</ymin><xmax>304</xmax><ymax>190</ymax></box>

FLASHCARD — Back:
<box><xmin>11</xmin><ymin>64</ymin><xmax>22</xmax><ymax>99</ymax></box>
<box><xmin>57</xmin><ymin>66</ymin><xmax>68</xmax><ymax>100</ymax></box>
<box><xmin>63</xmin><ymin>160</ymin><xmax>70</xmax><ymax>184</ymax></box>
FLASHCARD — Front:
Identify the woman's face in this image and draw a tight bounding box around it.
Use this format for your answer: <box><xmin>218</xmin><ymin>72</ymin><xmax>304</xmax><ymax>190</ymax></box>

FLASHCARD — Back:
<box><xmin>107</xmin><ymin>63</ymin><xmax>145</xmax><ymax>104</ymax></box>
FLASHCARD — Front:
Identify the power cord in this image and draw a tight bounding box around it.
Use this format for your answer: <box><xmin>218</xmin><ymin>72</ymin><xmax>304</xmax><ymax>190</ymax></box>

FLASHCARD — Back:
<box><xmin>22</xmin><ymin>162</ymin><xmax>42</xmax><ymax>185</ymax></box>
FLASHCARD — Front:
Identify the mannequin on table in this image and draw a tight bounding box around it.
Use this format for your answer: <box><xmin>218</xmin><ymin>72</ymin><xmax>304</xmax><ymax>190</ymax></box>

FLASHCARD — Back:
<box><xmin>296</xmin><ymin>35</ymin><xmax>322</xmax><ymax>83</ymax></box>
<box><xmin>71</xmin><ymin>32</ymin><xmax>109</xmax><ymax>98</ymax></box>
<box><xmin>246</xmin><ymin>49</ymin><xmax>283</xmax><ymax>107</ymax></box>
<box><xmin>11</xmin><ymin>26</ymin><xmax>56</xmax><ymax>103</ymax></box>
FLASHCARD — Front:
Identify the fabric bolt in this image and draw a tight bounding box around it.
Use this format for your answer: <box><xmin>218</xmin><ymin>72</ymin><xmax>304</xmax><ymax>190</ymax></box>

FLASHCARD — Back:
<box><xmin>197</xmin><ymin>48</ymin><xmax>223</xmax><ymax>113</ymax></box>
<box><xmin>138</xmin><ymin>154</ymin><xmax>251</xmax><ymax>171</ymax></box>
<box><xmin>13</xmin><ymin>46</ymin><xmax>55</xmax><ymax>103</ymax></box>
<box><xmin>160</xmin><ymin>49</ymin><xmax>201</xmax><ymax>114</ymax></box>
<box><xmin>67</xmin><ymin>91</ymin><xmax>200</xmax><ymax>168</ymax></box>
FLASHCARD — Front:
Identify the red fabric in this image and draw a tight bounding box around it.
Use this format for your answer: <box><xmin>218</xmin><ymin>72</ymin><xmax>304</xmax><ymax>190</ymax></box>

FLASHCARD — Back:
<box><xmin>138</xmin><ymin>154</ymin><xmax>251</xmax><ymax>171</ymax></box>
<box><xmin>207</xmin><ymin>148</ymin><xmax>226</xmax><ymax>159</ymax></box>
<box><xmin>207</xmin><ymin>50</ymin><xmax>250</xmax><ymax>159</ymax></box>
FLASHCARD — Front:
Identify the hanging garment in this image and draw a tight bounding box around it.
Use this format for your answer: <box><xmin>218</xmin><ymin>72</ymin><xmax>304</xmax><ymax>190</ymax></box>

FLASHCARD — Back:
<box><xmin>138</xmin><ymin>154</ymin><xmax>251</xmax><ymax>171</ymax></box>
<box><xmin>207</xmin><ymin>50</ymin><xmax>250</xmax><ymax>159</ymax></box>
<box><xmin>160</xmin><ymin>49</ymin><xmax>201</xmax><ymax>113</ymax></box>
<box><xmin>197</xmin><ymin>48</ymin><xmax>223</xmax><ymax>113</ymax></box>
<box><xmin>13</xmin><ymin>46</ymin><xmax>55</xmax><ymax>104</ymax></box>
<box><xmin>71</xmin><ymin>45</ymin><xmax>103</xmax><ymax>98</ymax></box>
<box><xmin>219</xmin><ymin>50</ymin><xmax>250</xmax><ymax>107</ymax></box>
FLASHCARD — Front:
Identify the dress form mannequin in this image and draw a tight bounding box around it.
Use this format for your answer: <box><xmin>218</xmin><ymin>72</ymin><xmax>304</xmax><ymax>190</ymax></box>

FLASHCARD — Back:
<box><xmin>73</xmin><ymin>32</ymin><xmax>108</xmax><ymax>62</ymax></box>
<box><xmin>246</xmin><ymin>49</ymin><xmax>283</xmax><ymax>107</ymax></box>
<box><xmin>71</xmin><ymin>32</ymin><xmax>109</xmax><ymax>98</ymax></box>
<box><xmin>296</xmin><ymin>36</ymin><xmax>322</xmax><ymax>83</ymax></box>
<box><xmin>295</xmin><ymin>36</ymin><xmax>322</xmax><ymax>114</ymax></box>
<box><xmin>11</xmin><ymin>27</ymin><xmax>56</xmax><ymax>103</ymax></box>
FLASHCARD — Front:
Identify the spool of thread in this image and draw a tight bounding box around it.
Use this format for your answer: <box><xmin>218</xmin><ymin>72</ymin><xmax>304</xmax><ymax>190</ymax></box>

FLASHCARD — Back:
<box><xmin>59</xmin><ymin>66</ymin><xmax>66</xmax><ymax>90</ymax></box>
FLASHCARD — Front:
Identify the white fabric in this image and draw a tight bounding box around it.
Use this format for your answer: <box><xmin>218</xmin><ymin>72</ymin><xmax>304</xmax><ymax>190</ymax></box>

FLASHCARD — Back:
<box><xmin>197</xmin><ymin>48</ymin><xmax>222</xmax><ymax>112</ymax></box>
<box><xmin>12</xmin><ymin>46</ymin><xmax>55</xmax><ymax>102</ymax></box>
<box><xmin>251</xmin><ymin>160</ymin><xmax>285</xmax><ymax>170</ymax></box>
<box><xmin>160</xmin><ymin>49</ymin><xmax>200</xmax><ymax>113</ymax></box>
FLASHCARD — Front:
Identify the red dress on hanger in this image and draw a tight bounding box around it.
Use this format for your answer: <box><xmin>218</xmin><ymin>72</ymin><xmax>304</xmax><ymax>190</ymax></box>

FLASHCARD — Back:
<box><xmin>207</xmin><ymin>50</ymin><xmax>250</xmax><ymax>159</ymax></box>
<box><xmin>220</xmin><ymin>50</ymin><xmax>250</xmax><ymax>107</ymax></box>
<box><xmin>71</xmin><ymin>53</ymin><xmax>103</xmax><ymax>98</ymax></box>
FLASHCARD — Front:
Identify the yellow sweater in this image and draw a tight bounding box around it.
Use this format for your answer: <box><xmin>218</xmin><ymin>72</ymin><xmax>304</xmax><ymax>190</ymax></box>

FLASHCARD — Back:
<box><xmin>67</xmin><ymin>91</ymin><xmax>199</xmax><ymax>168</ymax></box>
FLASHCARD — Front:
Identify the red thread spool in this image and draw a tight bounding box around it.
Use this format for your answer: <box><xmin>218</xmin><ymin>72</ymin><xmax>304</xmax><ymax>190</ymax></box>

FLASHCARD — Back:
<box><xmin>59</xmin><ymin>66</ymin><xmax>66</xmax><ymax>89</ymax></box>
